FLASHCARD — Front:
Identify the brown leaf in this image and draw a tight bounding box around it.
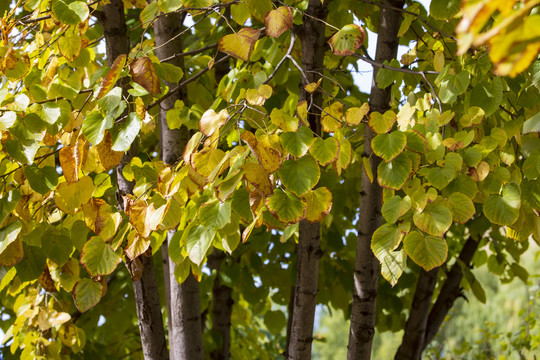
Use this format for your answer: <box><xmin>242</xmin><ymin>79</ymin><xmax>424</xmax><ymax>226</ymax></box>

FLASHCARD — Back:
<box><xmin>97</xmin><ymin>54</ymin><xmax>127</xmax><ymax>99</ymax></box>
<box><xmin>129</xmin><ymin>57</ymin><xmax>161</xmax><ymax>95</ymax></box>
<box><xmin>38</xmin><ymin>266</ymin><xmax>57</xmax><ymax>292</ymax></box>
<box><xmin>59</xmin><ymin>140</ymin><xmax>85</xmax><ymax>183</ymax></box>
<box><xmin>265</xmin><ymin>6</ymin><xmax>293</xmax><ymax>38</ymax></box>
<box><xmin>96</xmin><ymin>132</ymin><xmax>124</xmax><ymax>170</ymax></box>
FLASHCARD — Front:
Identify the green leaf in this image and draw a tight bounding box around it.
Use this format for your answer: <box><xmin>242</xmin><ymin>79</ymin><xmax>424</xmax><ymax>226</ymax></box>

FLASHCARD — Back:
<box><xmin>265</xmin><ymin>188</ymin><xmax>307</xmax><ymax>223</ymax></box>
<box><xmin>376</xmin><ymin>59</ymin><xmax>403</xmax><ymax>89</ymax></box>
<box><xmin>52</xmin><ymin>0</ymin><xmax>89</xmax><ymax>25</ymax></box>
<box><xmin>405</xmin><ymin>131</ymin><xmax>427</xmax><ymax>153</ymax></box>
<box><xmin>247</xmin><ymin>0</ymin><xmax>272</xmax><ymax>22</ymax></box>
<box><xmin>447</xmin><ymin>192</ymin><xmax>475</xmax><ymax>223</ymax></box>
<box><xmin>380</xmin><ymin>249</ymin><xmax>407</xmax><ymax>286</ymax></box>
<box><xmin>58</xmin><ymin>33</ymin><xmax>81</xmax><ymax>62</ymax></box>
<box><xmin>382</xmin><ymin>195</ymin><xmax>411</xmax><ymax>224</ymax></box>
<box><xmin>523</xmin><ymin>111</ymin><xmax>540</xmax><ymax>134</ymax></box>
<box><xmin>483</xmin><ymin>183</ymin><xmax>521</xmax><ymax>225</ymax></box>
<box><xmin>186</xmin><ymin>225</ymin><xmax>216</xmax><ymax>266</ymax></box>
<box><xmin>159</xmin><ymin>0</ymin><xmax>183</xmax><ymax>13</ymax></box>
<box><xmin>82</xmin><ymin>111</ymin><xmax>113</xmax><ymax>145</ymax></box>
<box><xmin>0</xmin><ymin>190</ymin><xmax>21</xmax><ymax>225</ymax></box>
<box><xmin>73</xmin><ymin>278</ymin><xmax>103</xmax><ymax>312</ymax></box>
<box><xmin>403</xmin><ymin>231</ymin><xmax>448</xmax><ymax>271</ymax></box>
<box><xmin>303</xmin><ymin>187</ymin><xmax>332</xmax><ymax>223</ymax></box>
<box><xmin>439</xmin><ymin>71</ymin><xmax>470</xmax><ymax>104</ymax></box>
<box><xmin>278</xmin><ymin>156</ymin><xmax>320</xmax><ymax>196</ymax></box>
<box><xmin>413</xmin><ymin>200</ymin><xmax>453</xmax><ymax>236</ymax></box>
<box><xmin>97</xmin><ymin>87</ymin><xmax>123</xmax><ymax>114</ymax></box>
<box><xmin>328</xmin><ymin>24</ymin><xmax>366</xmax><ymax>56</ymax></box>
<box><xmin>309</xmin><ymin>137</ymin><xmax>339</xmax><ymax>166</ymax></box>
<box><xmin>371</xmin><ymin>224</ymin><xmax>405</xmax><ymax>261</ymax></box>
<box><xmin>280</xmin><ymin>126</ymin><xmax>314</xmax><ymax>157</ymax></box>
<box><xmin>264</xmin><ymin>310</ymin><xmax>287</xmax><ymax>335</ymax></box>
<box><xmin>139</xmin><ymin>1</ymin><xmax>158</xmax><ymax>24</ymax></box>
<box><xmin>24</xmin><ymin>165</ymin><xmax>58</xmax><ymax>195</ymax></box>
<box><xmin>0</xmin><ymin>221</ymin><xmax>22</xmax><ymax>255</ymax></box>
<box><xmin>470</xmin><ymin>78</ymin><xmax>503</xmax><ymax>117</ymax></box>
<box><xmin>369</xmin><ymin>110</ymin><xmax>396</xmax><ymax>134</ymax></box>
<box><xmin>372</xmin><ymin>131</ymin><xmax>407</xmax><ymax>162</ymax></box>
<box><xmin>111</xmin><ymin>113</ymin><xmax>140</xmax><ymax>152</ymax></box>
<box><xmin>14</xmin><ymin>245</ymin><xmax>46</xmax><ymax>282</ymax></box>
<box><xmin>154</xmin><ymin>62</ymin><xmax>184</xmax><ymax>84</ymax></box>
<box><xmin>42</xmin><ymin>230</ymin><xmax>72</xmax><ymax>266</ymax></box>
<box><xmin>80</xmin><ymin>237</ymin><xmax>122</xmax><ymax>277</ymax></box>
<box><xmin>377</xmin><ymin>153</ymin><xmax>413</xmax><ymax>190</ymax></box>
<box><xmin>199</xmin><ymin>201</ymin><xmax>231</xmax><ymax>230</ymax></box>
<box><xmin>430</xmin><ymin>0</ymin><xmax>461</xmax><ymax>19</ymax></box>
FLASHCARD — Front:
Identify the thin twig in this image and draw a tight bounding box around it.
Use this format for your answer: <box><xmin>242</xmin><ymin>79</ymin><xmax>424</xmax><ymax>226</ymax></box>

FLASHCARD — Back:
<box><xmin>353</xmin><ymin>53</ymin><xmax>439</xmax><ymax>76</ymax></box>
<box><xmin>263</xmin><ymin>29</ymin><xmax>296</xmax><ymax>85</ymax></box>
<box><xmin>420</xmin><ymin>71</ymin><xmax>442</xmax><ymax>113</ymax></box>
<box><xmin>160</xmin><ymin>42</ymin><xmax>218</xmax><ymax>63</ymax></box>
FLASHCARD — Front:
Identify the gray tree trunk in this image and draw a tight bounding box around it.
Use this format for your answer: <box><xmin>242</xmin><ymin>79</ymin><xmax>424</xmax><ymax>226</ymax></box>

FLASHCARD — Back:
<box><xmin>286</xmin><ymin>1</ymin><xmax>327</xmax><ymax>359</ymax></box>
<box><xmin>154</xmin><ymin>12</ymin><xmax>204</xmax><ymax>360</ymax></box>
<box><xmin>394</xmin><ymin>268</ymin><xmax>438</xmax><ymax>360</ymax></box>
<box><xmin>101</xmin><ymin>1</ymin><xmax>168</xmax><ymax>359</ymax></box>
<box><xmin>347</xmin><ymin>2</ymin><xmax>405</xmax><ymax>359</ymax></box>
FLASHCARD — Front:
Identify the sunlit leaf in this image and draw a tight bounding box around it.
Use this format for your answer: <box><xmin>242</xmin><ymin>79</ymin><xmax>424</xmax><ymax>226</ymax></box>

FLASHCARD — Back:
<box><xmin>52</xmin><ymin>0</ymin><xmax>89</xmax><ymax>25</ymax></box>
<box><xmin>280</xmin><ymin>126</ymin><xmax>314</xmax><ymax>157</ymax></box>
<box><xmin>404</xmin><ymin>231</ymin><xmax>447</xmax><ymax>271</ymax></box>
<box><xmin>218</xmin><ymin>27</ymin><xmax>261</xmax><ymax>61</ymax></box>
<box><xmin>278</xmin><ymin>156</ymin><xmax>320</xmax><ymax>196</ymax></box>
<box><xmin>345</xmin><ymin>103</ymin><xmax>369</xmax><ymax>125</ymax></box>
<box><xmin>130</xmin><ymin>57</ymin><xmax>161</xmax><ymax>95</ymax></box>
<box><xmin>265</xmin><ymin>6</ymin><xmax>293</xmax><ymax>38</ymax></box>
<box><xmin>186</xmin><ymin>225</ymin><xmax>215</xmax><ymax>265</ymax></box>
<box><xmin>243</xmin><ymin>162</ymin><xmax>273</xmax><ymax>196</ymax></box>
<box><xmin>369</xmin><ymin>110</ymin><xmax>396</xmax><ymax>134</ymax></box>
<box><xmin>329</xmin><ymin>24</ymin><xmax>366</xmax><ymax>56</ymax></box>
<box><xmin>265</xmin><ymin>188</ymin><xmax>306</xmax><ymax>223</ymax></box>
<box><xmin>309</xmin><ymin>137</ymin><xmax>339</xmax><ymax>166</ymax></box>
<box><xmin>371</xmin><ymin>131</ymin><xmax>407</xmax><ymax>162</ymax></box>
<box><xmin>303</xmin><ymin>187</ymin><xmax>332</xmax><ymax>223</ymax></box>
<box><xmin>55</xmin><ymin>176</ymin><xmax>94</xmax><ymax>215</ymax></box>
<box><xmin>200</xmin><ymin>109</ymin><xmax>228</xmax><ymax>137</ymax></box>
<box><xmin>377</xmin><ymin>153</ymin><xmax>413</xmax><ymax>190</ymax></box>
<box><xmin>413</xmin><ymin>200</ymin><xmax>453</xmax><ymax>237</ymax></box>
<box><xmin>97</xmin><ymin>54</ymin><xmax>127</xmax><ymax>99</ymax></box>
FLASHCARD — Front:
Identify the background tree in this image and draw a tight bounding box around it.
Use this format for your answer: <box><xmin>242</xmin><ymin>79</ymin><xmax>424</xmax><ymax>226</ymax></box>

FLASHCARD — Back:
<box><xmin>0</xmin><ymin>0</ymin><xmax>539</xmax><ymax>359</ymax></box>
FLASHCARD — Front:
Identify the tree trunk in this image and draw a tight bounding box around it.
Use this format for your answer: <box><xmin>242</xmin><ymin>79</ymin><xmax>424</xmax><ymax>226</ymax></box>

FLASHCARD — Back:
<box><xmin>394</xmin><ymin>268</ymin><xmax>438</xmax><ymax>360</ymax></box>
<box><xmin>102</xmin><ymin>1</ymin><xmax>168</xmax><ymax>359</ymax></box>
<box><xmin>347</xmin><ymin>2</ymin><xmax>405</xmax><ymax>360</ymax></box>
<box><xmin>422</xmin><ymin>237</ymin><xmax>479</xmax><ymax>350</ymax></box>
<box><xmin>154</xmin><ymin>12</ymin><xmax>204</xmax><ymax>360</ymax></box>
<box><xmin>286</xmin><ymin>1</ymin><xmax>327</xmax><ymax>358</ymax></box>
<box><xmin>208</xmin><ymin>250</ymin><xmax>233</xmax><ymax>360</ymax></box>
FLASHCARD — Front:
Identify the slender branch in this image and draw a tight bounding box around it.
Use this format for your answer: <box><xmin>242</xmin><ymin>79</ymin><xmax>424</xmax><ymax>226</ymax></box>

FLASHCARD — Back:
<box><xmin>263</xmin><ymin>29</ymin><xmax>296</xmax><ymax>85</ymax></box>
<box><xmin>160</xmin><ymin>42</ymin><xmax>218</xmax><ymax>63</ymax></box>
<box><xmin>353</xmin><ymin>53</ymin><xmax>439</xmax><ymax>76</ymax></box>
<box><xmin>420</xmin><ymin>71</ymin><xmax>442</xmax><ymax>113</ymax></box>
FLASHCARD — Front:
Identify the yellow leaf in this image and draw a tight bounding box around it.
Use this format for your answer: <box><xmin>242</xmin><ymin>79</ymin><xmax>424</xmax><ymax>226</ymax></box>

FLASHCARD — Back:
<box><xmin>241</xmin><ymin>131</ymin><xmax>281</xmax><ymax>174</ymax></box>
<box><xmin>199</xmin><ymin>109</ymin><xmax>228</xmax><ymax>136</ymax></box>
<box><xmin>130</xmin><ymin>57</ymin><xmax>161</xmax><ymax>95</ymax></box>
<box><xmin>321</xmin><ymin>102</ymin><xmax>343</xmax><ymax>133</ymax></box>
<box><xmin>258</xmin><ymin>84</ymin><xmax>272</xmax><ymax>99</ymax></box>
<box><xmin>246</xmin><ymin>88</ymin><xmax>265</xmax><ymax>106</ymax></box>
<box><xmin>297</xmin><ymin>100</ymin><xmax>309</xmax><ymax>126</ymax></box>
<box><xmin>0</xmin><ymin>238</ymin><xmax>23</xmax><ymax>266</ymax></box>
<box><xmin>97</xmin><ymin>54</ymin><xmax>127</xmax><ymax>99</ymax></box>
<box><xmin>369</xmin><ymin>110</ymin><xmax>396</xmax><ymax>134</ymax></box>
<box><xmin>58</xmin><ymin>33</ymin><xmax>81</xmax><ymax>62</ymax></box>
<box><xmin>304</xmin><ymin>78</ymin><xmax>322</xmax><ymax>94</ymax></box>
<box><xmin>264</xmin><ymin>6</ymin><xmax>293</xmax><ymax>38</ymax></box>
<box><xmin>218</xmin><ymin>27</ymin><xmax>261</xmax><ymax>61</ymax></box>
<box><xmin>59</xmin><ymin>140</ymin><xmax>85</xmax><ymax>183</ymax></box>
<box><xmin>96</xmin><ymin>131</ymin><xmax>124</xmax><ymax>170</ymax></box>
<box><xmin>363</xmin><ymin>156</ymin><xmax>373</xmax><ymax>183</ymax></box>
<box><xmin>345</xmin><ymin>103</ymin><xmax>369</xmax><ymax>125</ymax></box>
<box><xmin>125</xmin><ymin>196</ymin><xmax>170</xmax><ymax>238</ymax></box>
<box><xmin>191</xmin><ymin>147</ymin><xmax>226</xmax><ymax>178</ymax></box>
<box><xmin>55</xmin><ymin>176</ymin><xmax>94</xmax><ymax>215</ymax></box>
<box><xmin>125</xmin><ymin>231</ymin><xmax>151</xmax><ymax>260</ymax></box>
<box><xmin>433</xmin><ymin>51</ymin><xmax>445</xmax><ymax>72</ymax></box>
<box><xmin>82</xmin><ymin>198</ymin><xmax>113</xmax><ymax>236</ymax></box>
<box><xmin>304</xmin><ymin>187</ymin><xmax>332</xmax><ymax>223</ymax></box>
<box><xmin>243</xmin><ymin>162</ymin><xmax>273</xmax><ymax>196</ymax></box>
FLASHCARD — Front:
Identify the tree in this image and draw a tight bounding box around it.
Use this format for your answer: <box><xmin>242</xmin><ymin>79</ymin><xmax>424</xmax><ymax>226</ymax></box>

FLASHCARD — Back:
<box><xmin>0</xmin><ymin>0</ymin><xmax>539</xmax><ymax>359</ymax></box>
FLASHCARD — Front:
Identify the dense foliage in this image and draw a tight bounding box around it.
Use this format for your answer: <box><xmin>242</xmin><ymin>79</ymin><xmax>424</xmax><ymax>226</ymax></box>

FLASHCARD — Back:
<box><xmin>0</xmin><ymin>0</ymin><xmax>539</xmax><ymax>359</ymax></box>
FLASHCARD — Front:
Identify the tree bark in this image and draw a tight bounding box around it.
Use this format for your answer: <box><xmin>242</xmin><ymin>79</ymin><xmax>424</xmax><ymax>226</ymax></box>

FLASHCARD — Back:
<box><xmin>394</xmin><ymin>268</ymin><xmax>438</xmax><ymax>360</ymax></box>
<box><xmin>422</xmin><ymin>237</ymin><xmax>479</xmax><ymax>350</ymax></box>
<box><xmin>102</xmin><ymin>1</ymin><xmax>168</xmax><ymax>359</ymax></box>
<box><xmin>154</xmin><ymin>12</ymin><xmax>204</xmax><ymax>360</ymax></box>
<box><xmin>347</xmin><ymin>2</ymin><xmax>404</xmax><ymax>360</ymax></box>
<box><xmin>286</xmin><ymin>2</ymin><xmax>327</xmax><ymax>358</ymax></box>
<box><xmin>208</xmin><ymin>250</ymin><xmax>233</xmax><ymax>360</ymax></box>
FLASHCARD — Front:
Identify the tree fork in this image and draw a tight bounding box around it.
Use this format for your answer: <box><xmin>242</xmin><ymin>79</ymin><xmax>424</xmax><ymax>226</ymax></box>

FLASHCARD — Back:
<box><xmin>286</xmin><ymin>1</ymin><xmax>327</xmax><ymax>358</ymax></box>
<box><xmin>154</xmin><ymin>11</ymin><xmax>204</xmax><ymax>360</ymax></box>
<box><xmin>347</xmin><ymin>1</ymin><xmax>405</xmax><ymax>359</ymax></box>
<box><xmin>102</xmin><ymin>1</ymin><xmax>168</xmax><ymax>359</ymax></box>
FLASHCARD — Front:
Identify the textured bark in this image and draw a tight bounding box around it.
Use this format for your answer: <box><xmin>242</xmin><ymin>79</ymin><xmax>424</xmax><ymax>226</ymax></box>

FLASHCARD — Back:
<box><xmin>347</xmin><ymin>2</ymin><xmax>405</xmax><ymax>360</ymax></box>
<box><xmin>286</xmin><ymin>1</ymin><xmax>327</xmax><ymax>359</ymax></box>
<box><xmin>208</xmin><ymin>250</ymin><xmax>233</xmax><ymax>360</ymax></box>
<box><xmin>102</xmin><ymin>1</ymin><xmax>168</xmax><ymax>359</ymax></box>
<box><xmin>394</xmin><ymin>268</ymin><xmax>438</xmax><ymax>360</ymax></box>
<box><xmin>422</xmin><ymin>237</ymin><xmax>479</xmax><ymax>350</ymax></box>
<box><xmin>154</xmin><ymin>12</ymin><xmax>204</xmax><ymax>360</ymax></box>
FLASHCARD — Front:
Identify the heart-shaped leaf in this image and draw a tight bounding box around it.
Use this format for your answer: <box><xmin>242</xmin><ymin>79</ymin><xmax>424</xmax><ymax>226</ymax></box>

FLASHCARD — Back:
<box><xmin>372</xmin><ymin>131</ymin><xmax>407</xmax><ymax>162</ymax></box>
<box><xmin>266</xmin><ymin>188</ymin><xmax>307</xmax><ymax>224</ymax></box>
<box><xmin>403</xmin><ymin>231</ymin><xmax>448</xmax><ymax>271</ymax></box>
<box><xmin>483</xmin><ymin>183</ymin><xmax>521</xmax><ymax>225</ymax></box>
<box><xmin>278</xmin><ymin>156</ymin><xmax>320</xmax><ymax>196</ymax></box>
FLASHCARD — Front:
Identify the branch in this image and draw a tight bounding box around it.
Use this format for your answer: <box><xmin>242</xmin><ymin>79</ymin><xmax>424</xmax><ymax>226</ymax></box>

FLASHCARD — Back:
<box><xmin>353</xmin><ymin>53</ymin><xmax>439</xmax><ymax>76</ymax></box>
<box><xmin>160</xmin><ymin>42</ymin><xmax>218</xmax><ymax>63</ymax></box>
<box><xmin>263</xmin><ymin>29</ymin><xmax>296</xmax><ymax>85</ymax></box>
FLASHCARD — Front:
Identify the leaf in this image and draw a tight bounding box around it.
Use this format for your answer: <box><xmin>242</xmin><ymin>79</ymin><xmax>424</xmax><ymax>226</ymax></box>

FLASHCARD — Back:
<box><xmin>140</xmin><ymin>1</ymin><xmax>158</xmax><ymax>24</ymax></box>
<box><xmin>413</xmin><ymin>200</ymin><xmax>453</xmax><ymax>237</ymax></box>
<box><xmin>97</xmin><ymin>54</ymin><xmax>127</xmax><ymax>99</ymax></box>
<box><xmin>0</xmin><ymin>221</ymin><xmax>22</xmax><ymax>256</ymax></box>
<box><xmin>248</xmin><ymin>0</ymin><xmax>272</xmax><ymax>22</ymax></box>
<box><xmin>0</xmin><ymin>190</ymin><xmax>21</xmax><ymax>225</ymax></box>
<box><xmin>523</xmin><ymin>111</ymin><xmax>540</xmax><ymax>134</ymax></box>
<box><xmin>216</xmin><ymin>170</ymin><xmax>244</xmax><ymax>202</ymax></box>
<box><xmin>82</xmin><ymin>110</ymin><xmax>113</xmax><ymax>145</ymax></box>
<box><xmin>264</xmin><ymin>6</ymin><xmax>293</xmax><ymax>38</ymax></box>
<box><xmin>278</xmin><ymin>156</ymin><xmax>320</xmax><ymax>196</ymax></box>
<box><xmin>380</xmin><ymin>249</ymin><xmax>407</xmax><ymax>286</ymax></box>
<box><xmin>430</xmin><ymin>0</ymin><xmax>461</xmax><ymax>20</ymax></box>
<box><xmin>112</xmin><ymin>113</ymin><xmax>141</xmax><ymax>152</ymax></box>
<box><xmin>130</xmin><ymin>57</ymin><xmax>161</xmax><ymax>95</ymax></box>
<box><xmin>369</xmin><ymin>110</ymin><xmax>396</xmax><ymax>134</ymax></box>
<box><xmin>125</xmin><ymin>232</ymin><xmax>151</xmax><ymax>260</ymax></box>
<box><xmin>80</xmin><ymin>237</ymin><xmax>122</xmax><ymax>277</ymax></box>
<box><xmin>96</xmin><ymin>131</ymin><xmax>124</xmax><ymax>170</ymax></box>
<box><xmin>200</xmin><ymin>109</ymin><xmax>228</xmax><ymax>137</ymax></box>
<box><xmin>125</xmin><ymin>197</ymin><xmax>170</xmax><ymax>238</ymax></box>
<box><xmin>186</xmin><ymin>225</ymin><xmax>215</xmax><ymax>266</ymax></box>
<box><xmin>55</xmin><ymin>176</ymin><xmax>94</xmax><ymax>215</ymax></box>
<box><xmin>371</xmin><ymin>224</ymin><xmax>405</xmax><ymax>262</ymax></box>
<box><xmin>328</xmin><ymin>24</ymin><xmax>366</xmax><ymax>56</ymax></box>
<box><xmin>439</xmin><ymin>71</ymin><xmax>470</xmax><ymax>104</ymax></box>
<box><xmin>265</xmin><ymin>188</ymin><xmax>307</xmax><ymax>224</ymax></box>
<box><xmin>377</xmin><ymin>153</ymin><xmax>413</xmax><ymax>190</ymax></box>
<box><xmin>82</xmin><ymin>198</ymin><xmax>117</xmax><ymax>237</ymax></box>
<box><xmin>199</xmin><ymin>201</ymin><xmax>231</xmax><ymax>230</ymax></box>
<box><xmin>303</xmin><ymin>187</ymin><xmax>332</xmax><ymax>223</ymax></box>
<box><xmin>345</xmin><ymin>103</ymin><xmax>369</xmax><ymax>125</ymax></box>
<box><xmin>73</xmin><ymin>278</ymin><xmax>103</xmax><ymax>312</ymax></box>
<box><xmin>0</xmin><ymin>111</ymin><xmax>16</xmax><ymax>130</ymax></box>
<box><xmin>52</xmin><ymin>0</ymin><xmax>89</xmax><ymax>25</ymax></box>
<box><xmin>309</xmin><ymin>137</ymin><xmax>339</xmax><ymax>166</ymax></box>
<box><xmin>403</xmin><ymin>231</ymin><xmax>448</xmax><ymax>271</ymax></box>
<box><xmin>24</xmin><ymin>165</ymin><xmax>58</xmax><ymax>194</ymax></box>
<box><xmin>382</xmin><ymin>195</ymin><xmax>411</xmax><ymax>224</ymax></box>
<box><xmin>218</xmin><ymin>27</ymin><xmax>261</xmax><ymax>61</ymax></box>
<box><xmin>154</xmin><ymin>62</ymin><xmax>184</xmax><ymax>84</ymax></box>
<box><xmin>280</xmin><ymin>126</ymin><xmax>314</xmax><ymax>157</ymax></box>
<box><xmin>241</xmin><ymin>131</ymin><xmax>281</xmax><ymax>174</ymax></box>
<box><xmin>372</xmin><ymin>131</ymin><xmax>407</xmax><ymax>162</ymax></box>
<box><xmin>447</xmin><ymin>192</ymin><xmax>475</xmax><ymax>224</ymax></box>
<box><xmin>42</xmin><ymin>230</ymin><xmax>72</xmax><ymax>266</ymax></box>
<box><xmin>58</xmin><ymin>33</ymin><xmax>81</xmax><ymax>62</ymax></box>
<box><xmin>192</xmin><ymin>147</ymin><xmax>226</xmax><ymax>179</ymax></box>
<box><xmin>470</xmin><ymin>78</ymin><xmax>503</xmax><ymax>117</ymax></box>
<box><xmin>59</xmin><ymin>140</ymin><xmax>84</xmax><ymax>183</ymax></box>
<box><xmin>271</xmin><ymin>108</ymin><xmax>298</xmax><ymax>132</ymax></box>
<box><xmin>321</xmin><ymin>102</ymin><xmax>343</xmax><ymax>133</ymax></box>
<box><xmin>483</xmin><ymin>183</ymin><xmax>521</xmax><ymax>226</ymax></box>
<box><xmin>159</xmin><ymin>0</ymin><xmax>183</xmax><ymax>13</ymax></box>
